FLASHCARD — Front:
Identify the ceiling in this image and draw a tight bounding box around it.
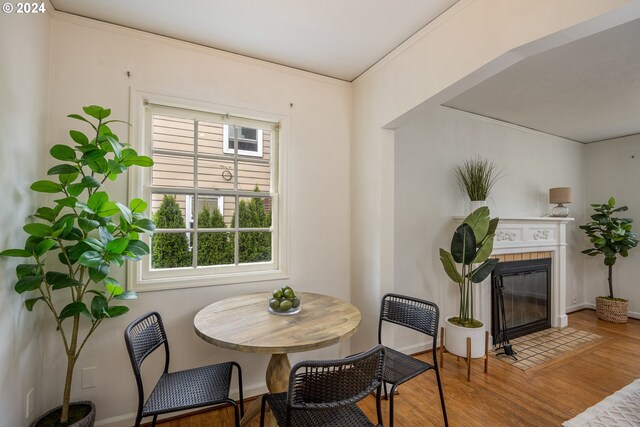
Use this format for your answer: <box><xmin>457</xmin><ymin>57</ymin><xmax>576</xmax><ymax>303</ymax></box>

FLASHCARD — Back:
<box><xmin>49</xmin><ymin>0</ymin><xmax>458</xmax><ymax>82</ymax></box>
<box><xmin>49</xmin><ymin>2</ymin><xmax>639</xmax><ymax>143</ymax></box>
<box><xmin>445</xmin><ymin>18</ymin><xmax>640</xmax><ymax>144</ymax></box>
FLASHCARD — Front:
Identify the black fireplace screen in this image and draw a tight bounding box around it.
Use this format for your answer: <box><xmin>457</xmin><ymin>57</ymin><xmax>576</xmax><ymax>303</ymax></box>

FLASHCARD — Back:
<box><xmin>491</xmin><ymin>258</ymin><xmax>551</xmax><ymax>341</ymax></box>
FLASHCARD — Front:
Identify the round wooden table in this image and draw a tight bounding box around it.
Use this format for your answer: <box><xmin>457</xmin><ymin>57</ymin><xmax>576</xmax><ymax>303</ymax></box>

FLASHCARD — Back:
<box><xmin>194</xmin><ymin>292</ymin><xmax>361</xmax><ymax>425</ymax></box>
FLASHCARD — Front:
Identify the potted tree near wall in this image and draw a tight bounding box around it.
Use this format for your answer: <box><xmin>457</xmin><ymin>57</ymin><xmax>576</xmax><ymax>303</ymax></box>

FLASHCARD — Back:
<box><xmin>0</xmin><ymin>105</ymin><xmax>155</xmax><ymax>426</ymax></box>
<box><xmin>439</xmin><ymin>207</ymin><xmax>499</xmax><ymax>357</ymax></box>
<box><xmin>580</xmin><ymin>197</ymin><xmax>638</xmax><ymax>323</ymax></box>
<box><xmin>455</xmin><ymin>157</ymin><xmax>501</xmax><ymax>212</ymax></box>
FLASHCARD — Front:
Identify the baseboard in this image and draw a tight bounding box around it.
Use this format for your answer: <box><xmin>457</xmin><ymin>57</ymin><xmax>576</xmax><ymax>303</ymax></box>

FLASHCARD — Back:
<box><xmin>566</xmin><ymin>303</ymin><xmax>591</xmax><ymax>313</ymax></box>
<box><xmin>567</xmin><ymin>303</ymin><xmax>640</xmax><ymax>320</ymax></box>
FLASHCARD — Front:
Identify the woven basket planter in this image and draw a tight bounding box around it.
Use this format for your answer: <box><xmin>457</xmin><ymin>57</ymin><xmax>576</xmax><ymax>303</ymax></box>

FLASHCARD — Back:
<box><xmin>595</xmin><ymin>297</ymin><xmax>628</xmax><ymax>323</ymax></box>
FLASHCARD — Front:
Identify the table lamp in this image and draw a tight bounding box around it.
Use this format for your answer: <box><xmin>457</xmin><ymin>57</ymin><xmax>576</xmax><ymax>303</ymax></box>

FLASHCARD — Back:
<box><xmin>549</xmin><ymin>187</ymin><xmax>572</xmax><ymax>217</ymax></box>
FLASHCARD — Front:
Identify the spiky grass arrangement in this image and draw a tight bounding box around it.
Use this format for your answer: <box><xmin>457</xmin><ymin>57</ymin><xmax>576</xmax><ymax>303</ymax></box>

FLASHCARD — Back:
<box><xmin>455</xmin><ymin>157</ymin><xmax>501</xmax><ymax>201</ymax></box>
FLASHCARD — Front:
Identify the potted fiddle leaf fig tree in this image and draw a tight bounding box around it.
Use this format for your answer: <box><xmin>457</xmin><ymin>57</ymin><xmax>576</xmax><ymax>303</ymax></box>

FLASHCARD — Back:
<box><xmin>580</xmin><ymin>197</ymin><xmax>638</xmax><ymax>323</ymax></box>
<box><xmin>0</xmin><ymin>105</ymin><xmax>155</xmax><ymax>426</ymax></box>
<box><xmin>439</xmin><ymin>207</ymin><xmax>499</xmax><ymax>358</ymax></box>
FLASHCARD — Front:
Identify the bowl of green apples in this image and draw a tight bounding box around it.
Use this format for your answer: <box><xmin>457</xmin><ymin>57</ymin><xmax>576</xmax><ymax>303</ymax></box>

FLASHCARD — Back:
<box><xmin>268</xmin><ymin>286</ymin><xmax>301</xmax><ymax>315</ymax></box>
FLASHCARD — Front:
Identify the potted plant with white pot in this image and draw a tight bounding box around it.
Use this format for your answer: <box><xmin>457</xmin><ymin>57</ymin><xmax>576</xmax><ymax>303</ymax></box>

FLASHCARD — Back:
<box><xmin>580</xmin><ymin>197</ymin><xmax>638</xmax><ymax>323</ymax></box>
<box><xmin>0</xmin><ymin>105</ymin><xmax>155</xmax><ymax>426</ymax></box>
<box><xmin>455</xmin><ymin>157</ymin><xmax>501</xmax><ymax>212</ymax></box>
<box><xmin>439</xmin><ymin>207</ymin><xmax>499</xmax><ymax>357</ymax></box>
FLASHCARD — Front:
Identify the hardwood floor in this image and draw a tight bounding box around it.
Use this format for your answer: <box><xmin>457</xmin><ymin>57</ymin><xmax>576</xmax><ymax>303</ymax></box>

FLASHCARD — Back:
<box><xmin>157</xmin><ymin>310</ymin><xmax>640</xmax><ymax>426</ymax></box>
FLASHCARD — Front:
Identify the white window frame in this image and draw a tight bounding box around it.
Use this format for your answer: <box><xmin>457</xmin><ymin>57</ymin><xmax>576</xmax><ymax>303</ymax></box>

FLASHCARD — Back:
<box><xmin>127</xmin><ymin>92</ymin><xmax>288</xmax><ymax>291</ymax></box>
<box><xmin>223</xmin><ymin>124</ymin><xmax>264</xmax><ymax>157</ymax></box>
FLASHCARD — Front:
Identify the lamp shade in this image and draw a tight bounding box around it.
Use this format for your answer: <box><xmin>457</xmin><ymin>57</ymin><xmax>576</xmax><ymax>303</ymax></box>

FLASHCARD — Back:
<box><xmin>549</xmin><ymin>187</ymin><xmax>572</xmax><ymax>204</ymax></box>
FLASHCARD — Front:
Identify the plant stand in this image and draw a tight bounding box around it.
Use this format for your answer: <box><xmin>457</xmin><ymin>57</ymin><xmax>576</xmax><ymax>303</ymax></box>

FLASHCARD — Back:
<box><xmin>439</xmin><ymin>326</ymin><xmax>489</xmax><ymax>381</ymax></box>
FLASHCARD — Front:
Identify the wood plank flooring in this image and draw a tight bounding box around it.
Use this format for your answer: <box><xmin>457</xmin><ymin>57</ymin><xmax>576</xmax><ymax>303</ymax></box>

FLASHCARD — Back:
<box><xmin>156</xmin><ymin>310</ymin><xmax>640</xmax><ymax>426</ymax></box>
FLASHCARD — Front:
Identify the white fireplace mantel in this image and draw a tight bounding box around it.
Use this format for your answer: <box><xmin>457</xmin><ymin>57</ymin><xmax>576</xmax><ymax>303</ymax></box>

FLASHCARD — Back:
<box><xmin>454</xmin><ymin>216</ymin><xmax>574</xmax><ymax>336</ymax></box>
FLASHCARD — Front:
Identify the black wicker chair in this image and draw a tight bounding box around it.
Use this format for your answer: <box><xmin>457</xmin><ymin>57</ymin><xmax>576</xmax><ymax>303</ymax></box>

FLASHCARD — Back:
<box><xmin>259</xmin><ymin>345</ymin><xmax>386</xmax><ymax>426</ymax></box>
<box><xmin>378</xmin><ymin>293</ymin><xmax>448</xmax><ymax>427</ymax></box>
<box><xmin>124</xmin><ymin>311</ymin><xmax>244</xmax><ymax>427</ymax></box>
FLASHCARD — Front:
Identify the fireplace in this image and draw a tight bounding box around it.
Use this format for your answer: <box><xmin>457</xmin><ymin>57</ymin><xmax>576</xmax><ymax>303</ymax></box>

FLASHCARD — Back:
<box><xmin>491</xmin><ymin>257</ymin><xmax>551</xmax><ymax>341</ymax></box>
<box><xmin>461</xmin><ymin>216</ymin><xmax>574</xmax><ymax>345</ymax></box>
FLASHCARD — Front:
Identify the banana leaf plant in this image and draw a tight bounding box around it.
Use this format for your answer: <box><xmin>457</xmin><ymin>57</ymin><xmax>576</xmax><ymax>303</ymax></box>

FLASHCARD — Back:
<box><xmin>439</xmin><ymin>207</ymin><xmax>499</xmax><ymax>327</ymax></box>
<box><xmin>579</xmin><ymin>197</ymin><xmax>638</xmax><ymax>299</ymax></box>
<box><xmin>0</xmin><ymin>105</ymin><xmax>155</xmax><ymax>424</ymax></box>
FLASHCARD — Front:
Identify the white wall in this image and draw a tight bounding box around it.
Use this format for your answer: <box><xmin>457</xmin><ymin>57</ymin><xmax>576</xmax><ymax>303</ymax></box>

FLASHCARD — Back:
<box><xmin>585</xmin><ymin>134</ymin><xmax>640</xmax><ymax>316</ymax></box>
<box><xmin>0</xmin><ymin>9</ymin><xmax>51</xmax><ymax>426</ymax></box>
<box><xmin>393</xmin><ymin>108</ymin><xmax>587</xmax><ymax>351</ymax></box>
<box><xmin>351</xmin><ymin>0</ymin><xmax>638</xmax><ymax>353</ymax></box>
<box><xmin>41</xmin><ymin>13</ymin><xmax>351</xmax><ymax>425</ymax></box>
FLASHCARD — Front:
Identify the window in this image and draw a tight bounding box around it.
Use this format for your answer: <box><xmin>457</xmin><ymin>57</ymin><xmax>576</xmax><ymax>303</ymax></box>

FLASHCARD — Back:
<box><xmin>133</xmin><ymin>102</ymin><xmax>283</xmax><ymax>290</ymax></box>
<box><xmin>223</xmin><ymin>125</ymin><xmax>263</xmax><ymax>157</ymax></box>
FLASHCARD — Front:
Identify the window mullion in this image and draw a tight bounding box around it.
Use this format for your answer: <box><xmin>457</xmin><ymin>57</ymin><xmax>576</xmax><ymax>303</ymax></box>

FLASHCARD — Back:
<box><xmin>192</xmin><ymin>120</ymin><xmax>199</xmax><ymax>268</ymax></box>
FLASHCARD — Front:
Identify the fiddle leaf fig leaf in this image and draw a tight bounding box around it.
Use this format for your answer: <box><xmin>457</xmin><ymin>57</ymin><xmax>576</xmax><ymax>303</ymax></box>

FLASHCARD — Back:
<box><xmin>106</xmin><ymin>305</ymin><xmax>129</xmax><ymax>318</ymax></box>
<box><xmin>115</xmin><ymin>202</ymin><xmax>133</xmax><ymax>224</ymax></box>
<box><xmin>15</xmin><ymin>276</ymin><xmax>44</xmax><ymax>293</ymax></box>
<box><xmin>104</xmin><ymin>278</ymin><xmax>124</xmax><ymax>298</ymax></box>
<box><xmin>48</xmin><ymin>164</ymin><xmax>80</xmax><ymax>176</ymax></box>
<box><xmin>16</xmin><ymin>264</ymin><xmax>39</xmax><ymax>278</ymax></box>
<box><xmin>81</xmin><ymin>176</ymin><xmax>101</xmax><ymax>189</ymax></box>
<box><xmin>69</xmin><ymin>130</ymin><xmax>89</xmax><ymax>146</ymax></box>
<box><xmin>34</xmin><ymin>239</ymin><xmax>57</xmax><ymax>256</ymax></box>
<box><xmin>68</xmin><ymin>114</ymin><xmax>97</xmax><ymax>131</ymax></box>
<box><xmin>83</xmin><ymin>105</ymin><xmax>110</xmax><ymax>120</ymax></box>
<box><xmin>25</xmin><ymin>297</ymin><xmax>45</xmax><ymax>311</ymax></box>
<box><xmin>97</xmin><ymin>201</ymin><xmax>120</xmax><ymax>218</ymax></box>
<box><xmin>129</xmin><ymin>198</ymin><xmax>147</xmax><ymax>214</ymax></box>
<box><xmin>115</xmin><ymin>290</ymin><xmax>138</xmax><ymax>300</ymax></box>
<box><xmin>23</xmin><ymin>223</ymin><xmax>53</xmax><ymax>238</ymax></box>
<box><xmin>91</xmin><ymin>294</ymin><xmax>108</xmax><ymax>319</ymax></box>
<box><xmin>87</xmin><ymin>192</ymin><xmax>109</xmax><ymax>212</ymax></box>
<box><xmin>31</xmin><ymin>180</ymin><xmax>63</xmax><ymax>193</ymax></box>
<box><xmin>89</xmin><ymin>264</ymin><xmax>110</xmax><ymax>283</ymax></box>
<box><xmin>50</xmin><ymin>144</ymin><xmax>77</xmax><ymax>161</ymax></box>
<box><xmin>106</xmin><ymin>238</ymin><xmax>129</xmax><ymax>254</ymax></box>
<box><xmin>78</xmin><ymin>251</ymin><xmax>104</xmax><ymax>267</ymax></box>
<box><xmin>1</xmin><ymin>249</ymin><xmax>32</xmax><ymax>257</ymax></box>
<box><xmin>59</xmin><ymin>302</ymin><xmax>88</xmax><ymax>321</ymax></box>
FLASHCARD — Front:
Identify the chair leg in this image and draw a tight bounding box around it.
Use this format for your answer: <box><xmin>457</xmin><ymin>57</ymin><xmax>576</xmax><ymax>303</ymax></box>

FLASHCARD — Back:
<box><xmin>388</xmin><ymin>384</ymin><xmax>399</xmax><ymax>427</ymax></box>
<box><xmin>435</xmin><ymin>367</ymin><xmax>449</xmax><ymax>427</ymax></box>
<box><xmin>231</xmin><ymin>401</ymin><xmax>240</xmax><ymax>427</ymax></box>
<box><xmin>234</xmin><ymin>362</ymin><xmax>245</xmax><ymax>418</ymax></box>
<box><xmin>259</xmin><ymin>394</ymin><xmax>268</xmax><ymax>427</ymax></box>
<box><xmin>134</xmin><ymin>413</ymin><xmax>142</xmax><ymax>427</ymax></box>
<box><xmin>151</xmin><ymin>414</ymin><xmax>158</xmax><ymax>427</ymax></box>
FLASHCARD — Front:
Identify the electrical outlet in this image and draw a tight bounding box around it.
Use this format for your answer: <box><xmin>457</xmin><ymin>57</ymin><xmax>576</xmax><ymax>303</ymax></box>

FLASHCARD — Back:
<box><xmin>81</xmin><ymin>367</ymin><xmax>97</xmax><ymax>389</ymax></box>
<box><xmin>26</xmin><ymin>388</ymin><xmax>33</xmax><ymax>419</ymax></box>
<box><xmin>572</xmin><ymin>295</ymin><xmax>577</xmax><ymax>304</ymax></box>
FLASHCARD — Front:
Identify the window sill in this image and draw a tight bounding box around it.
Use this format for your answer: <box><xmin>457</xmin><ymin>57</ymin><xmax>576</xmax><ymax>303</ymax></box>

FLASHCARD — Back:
<box><xmin>130</xmin><ymin>268</ymin><xmax>289</xmax><ymax>292</ymax></box>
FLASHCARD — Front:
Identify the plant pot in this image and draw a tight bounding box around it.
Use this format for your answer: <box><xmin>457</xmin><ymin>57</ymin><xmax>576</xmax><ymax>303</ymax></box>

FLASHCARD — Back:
<box><xmin>444</xmin><ymin>317</ymin><xmax>485</xmax><ymax>358</ymax></box>
<box><xmin>469</xmin><ymin>200</ymin><xmax>487</xmax><ymax>213</ymax></box>
<box><xmin>31</xmin><ymin>401</ymin><xmax>95</xmax><ymax>427</ymax></box>
<box><xmin>595</xmin><ymin>296</ymin><xmax>628</xmax><ymax>323</ymax></box>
